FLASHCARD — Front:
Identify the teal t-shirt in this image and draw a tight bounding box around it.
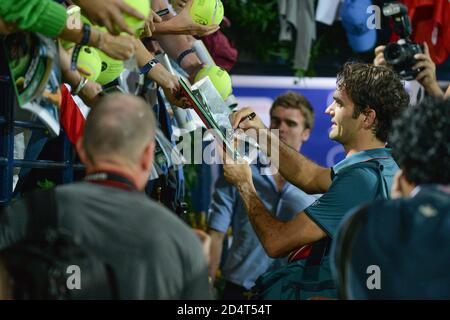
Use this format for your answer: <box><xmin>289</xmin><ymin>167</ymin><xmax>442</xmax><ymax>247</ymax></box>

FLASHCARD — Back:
<box><xmin>304</xmin><ymin>148</ymin><xmax>399</xmax><ymax>239</ymax></box>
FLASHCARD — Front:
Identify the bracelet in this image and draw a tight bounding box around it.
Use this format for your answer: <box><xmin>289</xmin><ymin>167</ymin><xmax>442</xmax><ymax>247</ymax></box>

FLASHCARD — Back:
<box><xmin>71</xmin><ymin>23</ymin><xmax>92</xmax><ymax>71</ymax></box>
<box><xmin>139</xmin><ymin>58</ymin><xmax>160</xmax><ymax>75</ymax></box>
<box><xmin>176</xmin><ymin>48</ymin><xmax>195</xmax><ymax>67</ymax></box>
<box><xmin>72</xmin><ymin>76</ymin><xmax>88</xmax><ymax>95</ymax></box>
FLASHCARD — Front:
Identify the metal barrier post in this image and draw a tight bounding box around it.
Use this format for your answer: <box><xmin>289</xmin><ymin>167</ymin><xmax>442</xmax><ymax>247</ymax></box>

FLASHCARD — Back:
<box><xmin>0</xmin><ymin>41</ymin><xmax>15</xmax><ymax>205</ymax></box>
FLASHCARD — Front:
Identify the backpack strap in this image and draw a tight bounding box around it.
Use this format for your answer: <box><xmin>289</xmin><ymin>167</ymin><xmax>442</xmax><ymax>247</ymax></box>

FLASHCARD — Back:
<box><xmin>333</xmin><ymin>204</ymin><xmax>370</xmax><ymax>299</ymax></box>
<box><xmin>346</xmin><ymin>160</ymin><xmax>390</xmax><ymax>199</ymax></box>
<box><xmin>25</xmin><ymin>188</ymin><xmax>58</xmax><ymax>240</ymax></box>
<box><xmin>302</xmin><ymin>237</ymin><xmax>330</xmax><ymax>281</ymax></box>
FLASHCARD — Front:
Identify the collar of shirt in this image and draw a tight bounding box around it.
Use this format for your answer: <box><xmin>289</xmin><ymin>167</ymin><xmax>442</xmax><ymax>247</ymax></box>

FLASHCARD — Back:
<box><xmin>332</xmin><ymin>148</ymin><xmax>393</xmax><ymax>175</ymax></box>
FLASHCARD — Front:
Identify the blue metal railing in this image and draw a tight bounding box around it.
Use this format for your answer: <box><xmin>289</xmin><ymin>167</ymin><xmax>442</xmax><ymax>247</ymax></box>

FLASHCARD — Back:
<box><xmin>0</xmin><ymin>40</ymin><xmax>84</xmax><ymax>206</ymax></box>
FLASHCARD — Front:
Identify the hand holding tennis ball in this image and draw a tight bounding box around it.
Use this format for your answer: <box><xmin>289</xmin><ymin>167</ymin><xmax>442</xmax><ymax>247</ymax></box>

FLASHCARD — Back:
<box><xmin>122</xmin><ymin>0</ymin><xmax>151</xmax><ymax>35</ymax></box>
<box><xmin>77</xmin><ymin>47</ymin><xmax>102</xmax><ymax>81</ymax></box>
<box><xmin>73</xmin><ymin>0</ymin><xmax>148</xmax><ymax>35</ymax></box>
<box><xmin>157</xmin><ymin>0</ymin><xmax>219</xmax><ymax>37</ymax></box>
<box><xmin>189</xmin><ymin>0</ymin><xmax>224</xmax><ymax>26</ymax></box>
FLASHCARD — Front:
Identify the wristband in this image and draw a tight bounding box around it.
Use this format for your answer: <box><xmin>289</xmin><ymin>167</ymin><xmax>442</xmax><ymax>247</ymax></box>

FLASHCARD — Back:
<box><xmin>156</xmin><ymin>8</ymin><xmax>170</xmax><ymax>17</ymax></box>
<box><xmin>139</xmin><ymin>58</ymin><xmax>160</xmax><ymax>75</ymax></box>
<box><xmin>176</xmin><ymin>48</ymin><xmax>195</xmax><ymax>67</ymax></box>
<box><xmin>71</xmin><ymin>23</ymin><xmax>92</xmax><ymax>71</ymax></box>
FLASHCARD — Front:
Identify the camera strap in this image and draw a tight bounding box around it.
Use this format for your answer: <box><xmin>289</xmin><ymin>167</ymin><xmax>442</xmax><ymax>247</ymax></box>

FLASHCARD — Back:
<box><xmin>84</xmin><ymin>172</ymin><xmax>137</xmax><ymax>191</ymax></box>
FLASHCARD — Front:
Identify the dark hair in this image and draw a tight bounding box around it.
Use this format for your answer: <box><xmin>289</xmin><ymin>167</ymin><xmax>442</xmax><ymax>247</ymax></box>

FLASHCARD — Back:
<box><xmin>270</xmin><ymin>91</ymin><xmax>315</xmax><ymax>130</ymax></box>
<box><xmin>390</xmin><ymin>97</ymin><xmax>450</xmax><ymax>185</ymax></box>
<box><xmin>336</xmin><ymin>62</ymin><xmax>409</xmax><ymax>142</ymax></box>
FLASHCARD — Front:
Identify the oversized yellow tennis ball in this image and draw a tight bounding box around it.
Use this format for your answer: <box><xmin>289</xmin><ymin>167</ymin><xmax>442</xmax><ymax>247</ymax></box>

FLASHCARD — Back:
<box><xmin>95</xmin><ymin>49</ymin><xmax>125</xmax><ymax>85</ymax></box>
<box><xmin>77</xmin><ymin>46</ymin><xmax>102</xmax><ymax>81</ymax></box>
<box><xmin>122</xmin><ymin>0</ymin><xmax>150</xmax><ymax>34</ymax></box>
<box><xmin>189</xmin><ymin>0</ymin><xmax>224</xmax><ymax>26</ymax></box>
<box><xmin>194</xmin><ymin>65</ymin><xmax>232</xmax><ymax>100</ymax></box>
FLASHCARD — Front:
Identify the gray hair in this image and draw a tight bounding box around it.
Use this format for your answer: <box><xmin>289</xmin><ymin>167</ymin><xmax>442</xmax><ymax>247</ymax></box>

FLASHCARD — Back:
<box><xmin>82</xmin><ymin>93</ymin><xmax>156</xmax><ymax>164</ymax></box>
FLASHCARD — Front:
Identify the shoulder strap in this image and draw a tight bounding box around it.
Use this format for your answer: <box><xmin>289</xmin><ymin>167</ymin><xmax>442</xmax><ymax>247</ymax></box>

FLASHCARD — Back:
<box><xmin>302</xmin><ymin>237</ymin><xmax>330</xmax><ymax>281</ymax></box>
<box><xmin>362</xmin><ymin>161</ymin><xmax>389</xmax><ymax>199</ymax></box>
<box><xmin>338</xmin><ymin>160</ymin><xmax>389</xmax><ymax>199</ymax></box>
<box><xmin>25</xmin><ymin>188</ymin><xmax>58</xmax><ymax>240</ymax></box>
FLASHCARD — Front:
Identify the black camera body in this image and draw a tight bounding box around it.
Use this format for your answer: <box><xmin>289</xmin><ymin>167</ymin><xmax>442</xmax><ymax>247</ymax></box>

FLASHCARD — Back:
<box><xmin>384</xmin><ymin>40</ymin><xmax>424</xmax><ymax>80</ymax></box>
<box><xmin>382</xmin><ymin>2</ymin><xmax>423</xmax><ymax>80</ymax></box>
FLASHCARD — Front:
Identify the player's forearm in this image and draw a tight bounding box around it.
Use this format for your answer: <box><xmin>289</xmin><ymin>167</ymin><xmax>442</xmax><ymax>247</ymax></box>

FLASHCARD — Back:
<box><xmin>235</xmin><ymin>180</ymin><xmax>290</xmax><ymax>258</ymax></box>
<box><xmin>259</xmin><ymin>129</ymin><xmax>331</xmax><ymax>194</ymax></box>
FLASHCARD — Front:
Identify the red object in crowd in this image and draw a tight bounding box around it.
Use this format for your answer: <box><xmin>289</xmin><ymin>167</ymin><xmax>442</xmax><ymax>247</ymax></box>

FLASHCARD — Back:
<box><xmin>200</xmin><ymin>17</ymin><xmax>238</xmax><ymax>72</ymax></box>
<box><xmin>287</xmin><ymin>244</ymin><xmax>312</xmax><ymax>262</ymax></box>
<box><xmin>60</xmin><ymin>84</ymin><xmax>85</xmax><ymax>146</ymax></box>
<box><xmin>398</xmin><ymin>0</ymin><xmax>450</xmax><ymax>64</ymax></box>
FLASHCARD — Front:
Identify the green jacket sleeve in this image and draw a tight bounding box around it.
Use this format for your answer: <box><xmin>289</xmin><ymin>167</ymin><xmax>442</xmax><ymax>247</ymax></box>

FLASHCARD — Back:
<box><xmin>0</xmin><ymin>0</ymin><xmax>67</xmax><ymax>37</ymax></box>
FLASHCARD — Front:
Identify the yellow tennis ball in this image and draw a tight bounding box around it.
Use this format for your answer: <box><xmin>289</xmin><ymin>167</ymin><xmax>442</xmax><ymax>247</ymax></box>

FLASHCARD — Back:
<box><xmin>95</xmin><ymin>49</ymin><xmax>125</xmax><ymax>85</ymax></box>
<box><xmin>122</xmin><ymin>0</ymin><xmax>150</xmax><ymax>34</ymax></box>
<box><xmin>194</xmin><ymin>65</ymin><xmax>232</xmax><ymax>100</ymax></box>
<box><xmin>190</xmin><ymin>0</ymin><xmax>224</xmax><ymax>26</ymax></box>
<box><xmin>77</xmin><ymin>46</ymin><xmax>102</xmax><ymax>81</ymax></box>
<box><xmin>213</xmin><ymin>0</ymin><xmax>224</xmax><ymax>25</ymax></box>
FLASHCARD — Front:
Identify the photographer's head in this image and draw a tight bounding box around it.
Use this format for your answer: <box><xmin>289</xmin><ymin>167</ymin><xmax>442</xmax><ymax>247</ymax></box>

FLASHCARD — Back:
<box><xmin>76</xmin><ymin>93</ymin><xmax>156</xmax><ymax>190</ymax></box>
<box><xmin>390</xmin><ymin>97</ymin><xmax>450</xmax><ymax>197</ymax></box>
<box><xmin>326</xmin><ymin>62</ymin><xmax>409</xmax><ymax>149</ymax></box>
<box><xmin>269</xmin><ymin>92</ymin><xmax>314</xmax><ymax>150</ymax></box>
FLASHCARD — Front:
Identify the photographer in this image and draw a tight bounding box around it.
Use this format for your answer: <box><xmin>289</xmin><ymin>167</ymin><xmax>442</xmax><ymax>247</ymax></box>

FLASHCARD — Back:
<box><xmin>374</xmin><ymin>43</ymin><xmax>448</xmax><ymax>98</ymax></box>
<box><xmin>373</xmin><ymin>2</ymin><xmax>449</xmax><ymax>99</ymax></box>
